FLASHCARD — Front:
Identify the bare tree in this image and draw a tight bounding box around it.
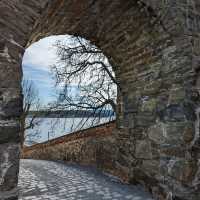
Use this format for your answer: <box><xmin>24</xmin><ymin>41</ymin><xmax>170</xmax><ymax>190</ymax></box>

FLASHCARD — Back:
<box><xmin>20</xmin><ymin>79</ymin><xmax>42</xmax><ymax>146</ymax></box>
<box><xmin>51</xmin><ymin>35</ymin><xmax>118</xmax><ymax>130</ymax></box>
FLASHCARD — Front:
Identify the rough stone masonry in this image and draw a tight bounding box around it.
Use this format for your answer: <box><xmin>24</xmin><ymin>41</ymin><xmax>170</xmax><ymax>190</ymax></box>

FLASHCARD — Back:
<box><xmin>22</xmin><ymin>121</ymin><xmax>118</xmax><ymax>177</ymax></box>
<box><xmin>0</xmin><ymin>0</ymin><xmax>200</xmax><ymax>200</ymax></box>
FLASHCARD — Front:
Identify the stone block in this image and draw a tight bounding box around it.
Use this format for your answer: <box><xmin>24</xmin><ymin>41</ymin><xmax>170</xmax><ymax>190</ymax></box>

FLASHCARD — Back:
<box><xmin>142</xmin><ymin>80</ymin><xmax>162</xmax><ymax>95</ymax></box>
<box><xmin>148</xmin><ymin>122</ymin><xmax>195</xmax><ymax>145</ymax></box>
<box><xmin>157</xmin><ymin>104</ymin><xmax>186</xmax><ymax>122</ymax></box>
<box><xmin>183</xmin><ymin>124</ymin><xmax>195</xmax><ymax>143</ymax></box>
<box><xmin>141</xmin><ymin>97</ymin><xmax>157</xmax><ymax>113</ymax></box>
<box><xmin>0</xmin><ymin>143</ymin><xmax>20</xmax><ymax>192</ymax></box>
<box><xmin>164</xmin><ymin>122</ymin><xmax>195</xmax><ymax>145</ymax></box>
<box><xmin>160</xmin><ymin>145</ymin><xmax>187</xmax><ymax>158</ymax></box>
<box><xmin>123</xmin><ymin>113</ymin><xmax>135</xmax><ymax>128</ymax></box>
<box><xmin>168</xmin><ymin>87</ymin><xmax>186</xmax><ymax>104</ymax></box>
<box><xmin>0</xmin><ymin>121</ymin><xmax>20</xmax><ymax>144</ymax></box>
<box><xmin>142</xmin><ymin>160</ymin><xmax>160</xmax><ymax>176</ymax></box>
<box><xmin>148</xmin><ymin>123</ymin><xmax>165</xmax><ymax>144</ymax></box>
<box><xmin>0</xmin><ymin>97</ymin><xmax>23</xmax><ymax>119</ymax></box>
<box><xmin>135</xmin><ymin>114</ymin><xmax>155</xmax><ymax>127</ymax></box>
<box><xmin>135</xmin><ymin>140</ymin><xmax>152</xmax><ymax>159</ymax></box>
<box><xmin>169</xmin><ymin>159</ymin><xmax>198</xmax><ymax>183</ymax></box>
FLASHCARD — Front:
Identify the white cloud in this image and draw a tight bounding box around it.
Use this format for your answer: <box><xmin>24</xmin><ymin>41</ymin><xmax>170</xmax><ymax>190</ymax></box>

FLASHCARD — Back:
<box><xmin>22</xmin><ymin>35</ymin><xmax>75</xmax><ymax>105</ymax></box>
<box><xmin>22</xmin><ymin>35</ymin><xmax>68</xmax><ymax>72</ymax></box>
<box><xmin>22</xmin><ymin>34</ymin><xmax>113</xmax><ymax>105</ymax></box>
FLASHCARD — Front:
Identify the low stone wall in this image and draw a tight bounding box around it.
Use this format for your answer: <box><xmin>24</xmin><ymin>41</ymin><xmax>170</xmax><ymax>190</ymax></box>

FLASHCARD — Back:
<box><xmin>22</xmin><ymin>121</ymin><xmax>123</xmax><ymax>179</ymax></box>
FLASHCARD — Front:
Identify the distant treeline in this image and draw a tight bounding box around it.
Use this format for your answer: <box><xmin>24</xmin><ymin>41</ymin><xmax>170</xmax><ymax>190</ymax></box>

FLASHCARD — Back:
<box><xmin>27</xmin><ymin>110</ymin><xmax>115</xmax><ymax>118</ymax></box>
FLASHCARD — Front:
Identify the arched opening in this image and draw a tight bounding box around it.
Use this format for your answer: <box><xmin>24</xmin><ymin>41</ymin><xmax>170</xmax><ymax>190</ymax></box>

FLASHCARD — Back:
<box><xmin>0</xmin><ymin>1</ymin><xmax>199</xmax><ymax>200</ymax></box>
<box><xmin>21</xmin><ymin>34</ymin><xmax>117</xmax><ymax>146</ymax></box>
<box><xmin>18</xmin><ymin>35</ymin><xmax>153</xmax><ymax>200</ymax></box>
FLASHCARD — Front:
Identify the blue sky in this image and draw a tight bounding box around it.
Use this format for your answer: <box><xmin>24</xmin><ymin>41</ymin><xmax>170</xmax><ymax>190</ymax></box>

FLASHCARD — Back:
<box><xmin>22</xmin><ymin>35</ymin><xmax>68</xmax><ymax>106</ymax></box>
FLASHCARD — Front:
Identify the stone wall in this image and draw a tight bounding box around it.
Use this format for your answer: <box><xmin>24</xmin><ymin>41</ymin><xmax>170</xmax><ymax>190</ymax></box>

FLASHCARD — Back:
<box><xmin>0</xmin><ymin>1</ymin><xmax>200</xmax><ymax>199</ymax></box>
<box><xmin>0</xmin><ymin>1</ymin><xmax>48</xmax><ymax>199</ymax></box>
<box><xmin>22</xmin><ymin>121</ymin><xmax>120</xmax><ymax>179</ymax></box>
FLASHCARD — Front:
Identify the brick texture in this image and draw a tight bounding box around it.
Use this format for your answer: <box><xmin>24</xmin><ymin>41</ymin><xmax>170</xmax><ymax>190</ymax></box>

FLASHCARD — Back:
<box><xmin>22</xmin><ymin>121</ymin><xmax>119</xmax><ymax>179</ymax></box>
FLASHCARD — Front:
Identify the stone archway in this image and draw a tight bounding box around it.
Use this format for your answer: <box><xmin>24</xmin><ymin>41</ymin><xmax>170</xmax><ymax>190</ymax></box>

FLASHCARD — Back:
<box><xmin>0</xmin><ymin>1</ymin><xmax>200</xmax><ymax>199</ymax></box>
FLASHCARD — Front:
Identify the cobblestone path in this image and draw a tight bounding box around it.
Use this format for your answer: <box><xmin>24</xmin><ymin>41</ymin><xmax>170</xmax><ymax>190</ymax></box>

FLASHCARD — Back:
<box><xmin>18</xmin><ymin>159</ymin><xmax>154</xmax><ymax>200</ymax></box>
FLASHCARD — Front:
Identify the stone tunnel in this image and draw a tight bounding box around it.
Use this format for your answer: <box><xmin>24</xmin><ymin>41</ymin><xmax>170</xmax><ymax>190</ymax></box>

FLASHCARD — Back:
<box><xmin>0</xmin><ymin>0</ymin><xmax>200</xmax><ymax>199</ymax></box>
